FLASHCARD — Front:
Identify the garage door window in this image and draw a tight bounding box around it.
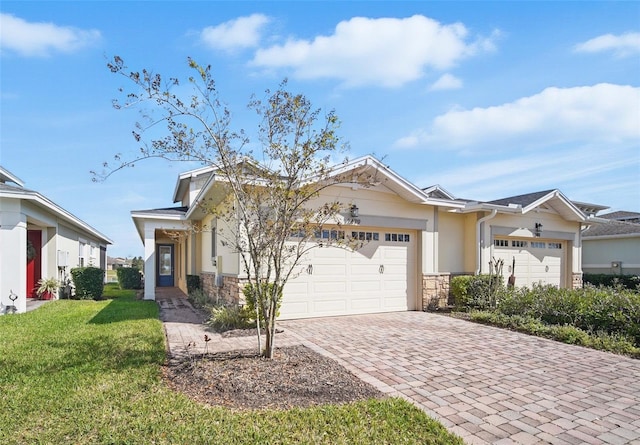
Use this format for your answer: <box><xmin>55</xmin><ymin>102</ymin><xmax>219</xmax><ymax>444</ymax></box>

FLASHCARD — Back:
<box><xmin>385</xmin><ymin>233</ymin><xmax>411</xmax><ymax>242</ymax></box>
<box><xmin>351</xmin><ymin>231</ymin><xmax>379</xmax><ymax>241</ymax></box>
<box><xmin>531</xmin><ymin>242</ymin><xmax>546</xmax><ymax>248</ymax></box>
<box><xmin>548</xmin><ymin>242</ymin><xmax>562</xmax><ymax>249</ymax></box>
<box><xmin>512</xmin><ymin>240</ymin><xmax>528</xmax><ymax>248</ymax></box>
<box><xmin>494</xmin><ymin>239</ymin><xmax>509</xmax><ymax>247</ymax></box>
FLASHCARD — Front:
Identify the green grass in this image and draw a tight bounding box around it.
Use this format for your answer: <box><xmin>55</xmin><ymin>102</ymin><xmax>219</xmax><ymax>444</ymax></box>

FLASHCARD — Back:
<box><xmin>0</xmin><ymin>290</ymin><xmax>462</xmax><ymax>444</ymax></box>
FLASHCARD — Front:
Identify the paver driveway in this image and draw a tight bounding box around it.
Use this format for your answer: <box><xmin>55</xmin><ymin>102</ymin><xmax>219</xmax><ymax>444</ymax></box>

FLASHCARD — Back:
<box><xmin>280</xmin><ymin>312</ymin><xmax>640</xmax><ymax>445</ymax></box>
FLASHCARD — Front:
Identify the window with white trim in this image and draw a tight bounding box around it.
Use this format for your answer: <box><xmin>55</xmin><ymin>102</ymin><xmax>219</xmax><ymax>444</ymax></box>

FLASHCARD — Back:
<box><xmin>494</xmin><ymin>239</ymin><xmax>509</xmax><ymax>247</ymax></box>
<box><xmin>512</xmin><ymin>240</ymin><xmax>528</xmax><ymax>248</ymax></box>
<box><xmin>548</xmin><ymin>242</ymin><xmax>562</xmax><ymax>249</ymax></box>
<box><xmin>531</xmin><ymin>242</ymin><xmax>546</xmax><ymax>248</ymax></box>
<box><xmin>79</xmin><ymin>241</ymin><xmax>87</xmax><ymax>267</ymax></box>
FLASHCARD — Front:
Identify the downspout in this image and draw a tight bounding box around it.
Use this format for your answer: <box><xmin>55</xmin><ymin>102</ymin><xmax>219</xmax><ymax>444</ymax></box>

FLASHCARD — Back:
<box><xmin>476</xmin><ymin>209</ymin><xmax>498</xmax><ymax>275</ymax></box>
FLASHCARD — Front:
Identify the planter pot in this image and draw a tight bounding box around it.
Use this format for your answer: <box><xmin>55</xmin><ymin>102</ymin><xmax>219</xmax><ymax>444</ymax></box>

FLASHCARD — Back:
<box><xmin>41</xmin><ymin>291</ymin><xmax>55</xmax><ymax>301</ymax></box>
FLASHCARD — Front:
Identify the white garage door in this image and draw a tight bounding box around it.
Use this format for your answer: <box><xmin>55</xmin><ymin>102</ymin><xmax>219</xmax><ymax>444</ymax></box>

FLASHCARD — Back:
<box><xmin>280</xmin><ymin>228</ymin><xmax>417</xmax><ymax>319</ymax></box>
<box><xmin>493</xmin><ymin>238</ymin><xmax>565</xmax><ymax>288</ymax></box>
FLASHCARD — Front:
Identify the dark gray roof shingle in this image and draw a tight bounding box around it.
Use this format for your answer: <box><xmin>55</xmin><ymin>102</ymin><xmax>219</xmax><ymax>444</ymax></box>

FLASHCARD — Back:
<box><xmin>488</xmin><ymin>190</ymin><xmax>556</xmax><ymax>207</ymax></box>
<box><xmin>583</xmin><ymin>220</ymin><xmax>640</xmax><ymax>237</ymax></box>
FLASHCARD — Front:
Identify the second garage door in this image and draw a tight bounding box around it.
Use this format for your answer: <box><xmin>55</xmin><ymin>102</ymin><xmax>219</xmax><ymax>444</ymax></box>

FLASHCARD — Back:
<box><xmin>493</xmin><ymin>238</ymin><xmax>565</xmax><ymax>288</ymax></box>
<box><xmin>280</xmin><ymin>228</ymin><xmax>417</xmax><ymax>319</ymax></box>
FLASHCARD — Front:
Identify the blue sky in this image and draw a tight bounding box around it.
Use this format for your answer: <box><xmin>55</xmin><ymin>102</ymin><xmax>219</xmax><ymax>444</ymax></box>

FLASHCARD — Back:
<box><xmin>1</xmin><ymin>1</ymin><xmax>639</xmax><ymax>258</ymax></box>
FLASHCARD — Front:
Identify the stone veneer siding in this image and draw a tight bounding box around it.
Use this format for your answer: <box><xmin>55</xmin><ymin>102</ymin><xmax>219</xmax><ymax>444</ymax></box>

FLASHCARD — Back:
<box><xmin>422</xmin><ymin>273</ymin><xmax>451</xmax><ymax>310</ymax></box>
<box><xmin>200</xmin><ymin>272</ymin><xmax>247</xmax><ymax>306</ymax></box>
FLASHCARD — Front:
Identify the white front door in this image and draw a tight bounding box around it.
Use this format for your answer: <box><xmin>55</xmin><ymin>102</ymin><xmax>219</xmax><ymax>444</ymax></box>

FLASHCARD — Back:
<box><xmin>280</xmin><ymin>228</ymin><xmax>417</xmax><ymax>319</ymax></box>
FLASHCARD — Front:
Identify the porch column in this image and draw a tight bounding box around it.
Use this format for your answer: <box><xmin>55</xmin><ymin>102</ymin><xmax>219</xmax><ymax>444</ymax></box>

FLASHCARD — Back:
<box><xmin>0</xmin><ymin>203</ymin><xmax>27</xmax><ymax>313</ymax></box>
<box><xmin>143</xmin><ymin>225</ymin><xmax>156</xmax><ymax>300</ymax></box>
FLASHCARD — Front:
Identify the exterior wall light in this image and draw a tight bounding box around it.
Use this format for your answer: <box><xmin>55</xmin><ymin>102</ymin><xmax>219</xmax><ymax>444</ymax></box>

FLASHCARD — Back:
<box><xmin>350</xmin><ymin>204</ymin><xmax>359</xmax><ymax>218</ymax></box>
<box><xmin>534</xmin><ymin>222</ymin><xmax>543</xmax><ymax>237</ymax></box>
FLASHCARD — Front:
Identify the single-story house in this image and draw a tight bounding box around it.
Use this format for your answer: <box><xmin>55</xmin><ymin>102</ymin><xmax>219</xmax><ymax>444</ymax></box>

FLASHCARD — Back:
<box><xmin>0</xmin><ymin>166</ymin><xmax>112</xmax><ymax>313</ymax></box>
<box><xmin>132</xmin><ymin>156</ymin><xmax>602</xmax><ymax>320</ymax></box>
<box><xmin>582</xmin><ymin>211</ymin><xmax>640</xmax><ymax>275</ymax></box>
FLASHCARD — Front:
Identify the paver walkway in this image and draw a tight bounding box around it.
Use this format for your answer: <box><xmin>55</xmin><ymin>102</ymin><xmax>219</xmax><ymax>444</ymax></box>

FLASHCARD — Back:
<box><xmin>157</xmin><ymin>289</ymin><xmax>640</xmax><ymax>445</ymax></box>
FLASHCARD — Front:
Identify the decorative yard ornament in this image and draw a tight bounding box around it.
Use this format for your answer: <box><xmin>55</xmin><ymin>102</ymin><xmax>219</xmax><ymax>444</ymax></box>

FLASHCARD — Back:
<box><xmin>5</xmin><ymin>290</ymin><xmax>18</xmax><ymax>314</ymax></box>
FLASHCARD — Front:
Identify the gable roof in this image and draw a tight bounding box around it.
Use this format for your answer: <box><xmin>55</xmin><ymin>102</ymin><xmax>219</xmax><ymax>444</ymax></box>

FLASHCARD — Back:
<box><xmin>599</xmin><ymin>210</ymin><xmax>640</xmax><ymax>222</ymax></box>
<box><xmin>422</xmin><ymin>184</ymin><xmax>456</xmax><ymax>200</ymax></box>
<box><xmin>0</xmin><ymin>166</ymin><xmax>25</xmax><ymax>187</ymax></box>
<box><xmin>0</xmin><ymin>176</ymin><xmax>112</xmax><ymax>245</ymax></box>
<box><xmin>583</xmin><ymin>220</ymin><xmax>640</xmax><ymax>238</ymax></box>
<box><xmin>486</xmin><ymin>189</ymin><xmax>588</xmax><ymax>222</ymax></box>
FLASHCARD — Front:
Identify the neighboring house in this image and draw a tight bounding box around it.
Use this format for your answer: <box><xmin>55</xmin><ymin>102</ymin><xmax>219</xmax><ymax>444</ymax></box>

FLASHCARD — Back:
<box><xmin>107</xmin><ymin>256</ymin><xmax>130</xmax><ymax>270</ymax></box>
<box><xmin>132</xmin><ymin>156</ymin><xmax>601</xmax><ymax>320</ymax></box>
<box><xmin>0</xmin><ymin>166</ymin><xmax>112</xmax><ymax>313</ymax></box>
<box><xmin>582</xmin><ymin>211</ymin><xmax>640</xmax><ymax>275</ymax></box>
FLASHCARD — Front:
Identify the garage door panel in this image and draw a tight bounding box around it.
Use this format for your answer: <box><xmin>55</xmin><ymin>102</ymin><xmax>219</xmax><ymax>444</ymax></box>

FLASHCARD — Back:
<box><xmin>313</xmin><ymin>281</ymin><xmax>347</xmax><ymax>294</ymax></box>
<box><xmin>350</xmin><ymin>298</ymin><xmax>382</xmax><ymax>310</ymax></box>
<box><xmin>313</xmin><ymin>300</ymin><xmax>347</xmax><ymax>314</ymax></box>
<box><xmin>314</xmin><ymin>264</ymin><xmax>348</xmax><ymax>277</ymax></box>
<box><xmin>351</xmin><ymin>280</ymin><xmax>382</xmax><ymax>292</ymax></box>
<box><xmin>280</xmin><ymin>230</ymin><xmax>416</xmax><ymax>319</ymax></box>
<box><xmin>383</xmin><ymin>246</ymin><xmax>409</xmax><ymax>260</ymax></box>
<box><xmin>493</xmin><ymin>238</ymin><xmax>564</xmax><ymax>288</ymax></box>
<box><xmin>314</xmin><ymin>248</ymin><xmax>347</xmax><ymax>260</ymax></box>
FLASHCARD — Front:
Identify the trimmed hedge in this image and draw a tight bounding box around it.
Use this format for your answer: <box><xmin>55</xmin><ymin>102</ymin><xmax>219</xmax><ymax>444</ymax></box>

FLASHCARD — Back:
<box><xmin>116</xmin><ymin>267</ymin><xmax>142</xmax><ymax>289</ymax></box>
<box><xmin>583</xmin><ymin>273</ymin><xmax>639</xmax><ymax>290</ymax></box>
<box><xmin>496</xmin><ymin>284</ymin><xmax>640</xmax><ymax>346</ymax></box>
<box><xmin>450</xmin><ymin>274</ymin><xmax>503</xmax><ymax>310</ymax></box>
<box><xmin>70</xmin><ymin>267</ymin><xmax>104</xmax><ymax>300</ymax></box>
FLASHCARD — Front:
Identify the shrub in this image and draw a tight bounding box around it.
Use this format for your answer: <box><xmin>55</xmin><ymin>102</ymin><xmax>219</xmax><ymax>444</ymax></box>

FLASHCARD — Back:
<box><xmin>70</xmin><ymin>267</ymin><xmax>104</xmax><ymax>300</ymax></box>
<box><xmin>451</xmin><ymin>275</ymin><xmax>503</xmax><ymax>310</ymax></box>
<box><xmin>450</xmin><ymin>275</ymin><xmax>473</xmax><ymax>309</ymax></box>
<box><xmin>186</xmin><ymin>275</ymin><xmax>201</xmax><ymax>294</ymax></box>
<box><xmin>242</xmin><ymin>282</ymin><xmax>282</xmax><ymax>325</ymax></box>
<box><xmin>206</xmin><ymin>305</ymin><xmax>253</xmax><ymax>332</ymax></box>
<box><xmin>116</xmin><ymin>267</ymin><xmax>142</xmax><ymax>289</ymax></box>
<box><xmin>188</xmin><ymin>288</ymin><xmax>210</xmax><ymax>309</ymax></box>
<box><xmin>583</xmin><ymin>273</ymin><xmax>640</xmax><ymax>290</ymax></box>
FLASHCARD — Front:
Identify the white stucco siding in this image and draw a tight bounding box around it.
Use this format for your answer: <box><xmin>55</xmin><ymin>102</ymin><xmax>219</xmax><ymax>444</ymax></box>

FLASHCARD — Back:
<box><xmin>318</xmin><ymin>184</ymin><xmax>429</xmax><ymax>220</ymax></box>
<box><xmin>0</xmin><ymin>199</ymin><xmax>27</xmax><ymax>312</ymax></box>
<box><xmin>583</xmin><ymin>237</ymin><xmax>640</xmax><ymax>275</ymax></box>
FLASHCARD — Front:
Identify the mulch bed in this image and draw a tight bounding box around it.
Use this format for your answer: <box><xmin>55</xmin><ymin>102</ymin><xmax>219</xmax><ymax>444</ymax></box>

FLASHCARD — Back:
<box><xmin>163</xmin><ymin>344</ymin><xmax>383</xmax><ymax>410</ymax></box>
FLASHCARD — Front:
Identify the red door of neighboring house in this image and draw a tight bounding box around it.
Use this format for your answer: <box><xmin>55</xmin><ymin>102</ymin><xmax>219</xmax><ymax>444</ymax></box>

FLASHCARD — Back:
<box><xmin>26</xmin><ymin>230</ymin><xmax>42</xmax><ymax>298</ymax></box>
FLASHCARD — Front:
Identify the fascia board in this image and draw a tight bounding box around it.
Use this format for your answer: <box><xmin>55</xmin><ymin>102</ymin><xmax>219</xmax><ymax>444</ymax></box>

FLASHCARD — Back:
<box><xmin>583</xmin><ymin>233</ymin><xmax>640</xmax><ymax>240</ymax></box>
<box><xmin>172</xmin><ymin>165</ymin><xmax>217</xmax><ymax>203</ymax></box>
<box><xmin>332</xmin><ymin>155</ymin><xmax>430</xmax><ymax>203</ymax></box>
<box><xmin>523</xmin><ymin>190</ymin><xmax>586</xmax><ymax>221</ymax></box>
<box><xmin>0</xmin><ymin>166</ymin><xmax>24</xmax><ymax>187</ymax></box>
<box><xmin>424</xmin><ymin>198</ymin><xmax>467</xmax><ymax>209</ymax></box>
<box><xmin>457</xmin><ymin>203</ymin><xmax>522</xmax><ymax>214</ymax></box>
<box><xmin>4</xmin><ymin>188</ymin><xmax>113</xmax><ymax>244</ymax></box>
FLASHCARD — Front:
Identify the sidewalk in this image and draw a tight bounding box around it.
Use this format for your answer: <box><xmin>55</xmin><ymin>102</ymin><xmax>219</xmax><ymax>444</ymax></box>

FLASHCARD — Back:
<box><xmin>155</xmin><ymin>287</ymin><xmax>302</xmax><ymax>359</ymax></box>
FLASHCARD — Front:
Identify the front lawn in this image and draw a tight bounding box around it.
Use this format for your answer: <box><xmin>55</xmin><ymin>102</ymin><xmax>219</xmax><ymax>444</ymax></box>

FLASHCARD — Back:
<box><xmin>0</xmin><ymin>288</ymin><xmax>461</xmax><ymax>444</ymax></box>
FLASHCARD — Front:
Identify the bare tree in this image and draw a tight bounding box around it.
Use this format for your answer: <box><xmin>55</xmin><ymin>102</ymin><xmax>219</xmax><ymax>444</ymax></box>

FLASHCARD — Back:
<box><xmin>98</xmin><ymin>57</ymin><xmax>375</xmax><ymax>358</ymax></box>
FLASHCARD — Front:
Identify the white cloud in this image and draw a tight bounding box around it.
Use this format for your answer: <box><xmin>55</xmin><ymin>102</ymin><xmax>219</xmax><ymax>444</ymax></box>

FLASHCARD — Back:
<box><xmin>200</xmin><ymin>14</ymin><xmax>270</xmax><ymax>52</ymax></box>
<box><xmin>417</xmin><ymin>144</ymin><xmax>637</xmax><ymax>203</ymax></box>
<box><xmin>574</xmin><ymin>32</ymin><xmax>640</xmax><ymax>58</ymax></box>
<box><xmin>251</xmin><ymin>15</ymin><xmax>498</xmax><ymax>88</ymax></box>
<box><xmin>0</xmin><ymin>13</ymin><xmax>101</xmax><ymax>57</ymax></box>
<box><xmin>429</xmin><ymin>73</ymin><xmax>463</xmax><ymax>91</ymax></box>
<box><xmin>396</xmin><ymin>83</ymin><xmax>640</xmax><ymax>150</ymax></box>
